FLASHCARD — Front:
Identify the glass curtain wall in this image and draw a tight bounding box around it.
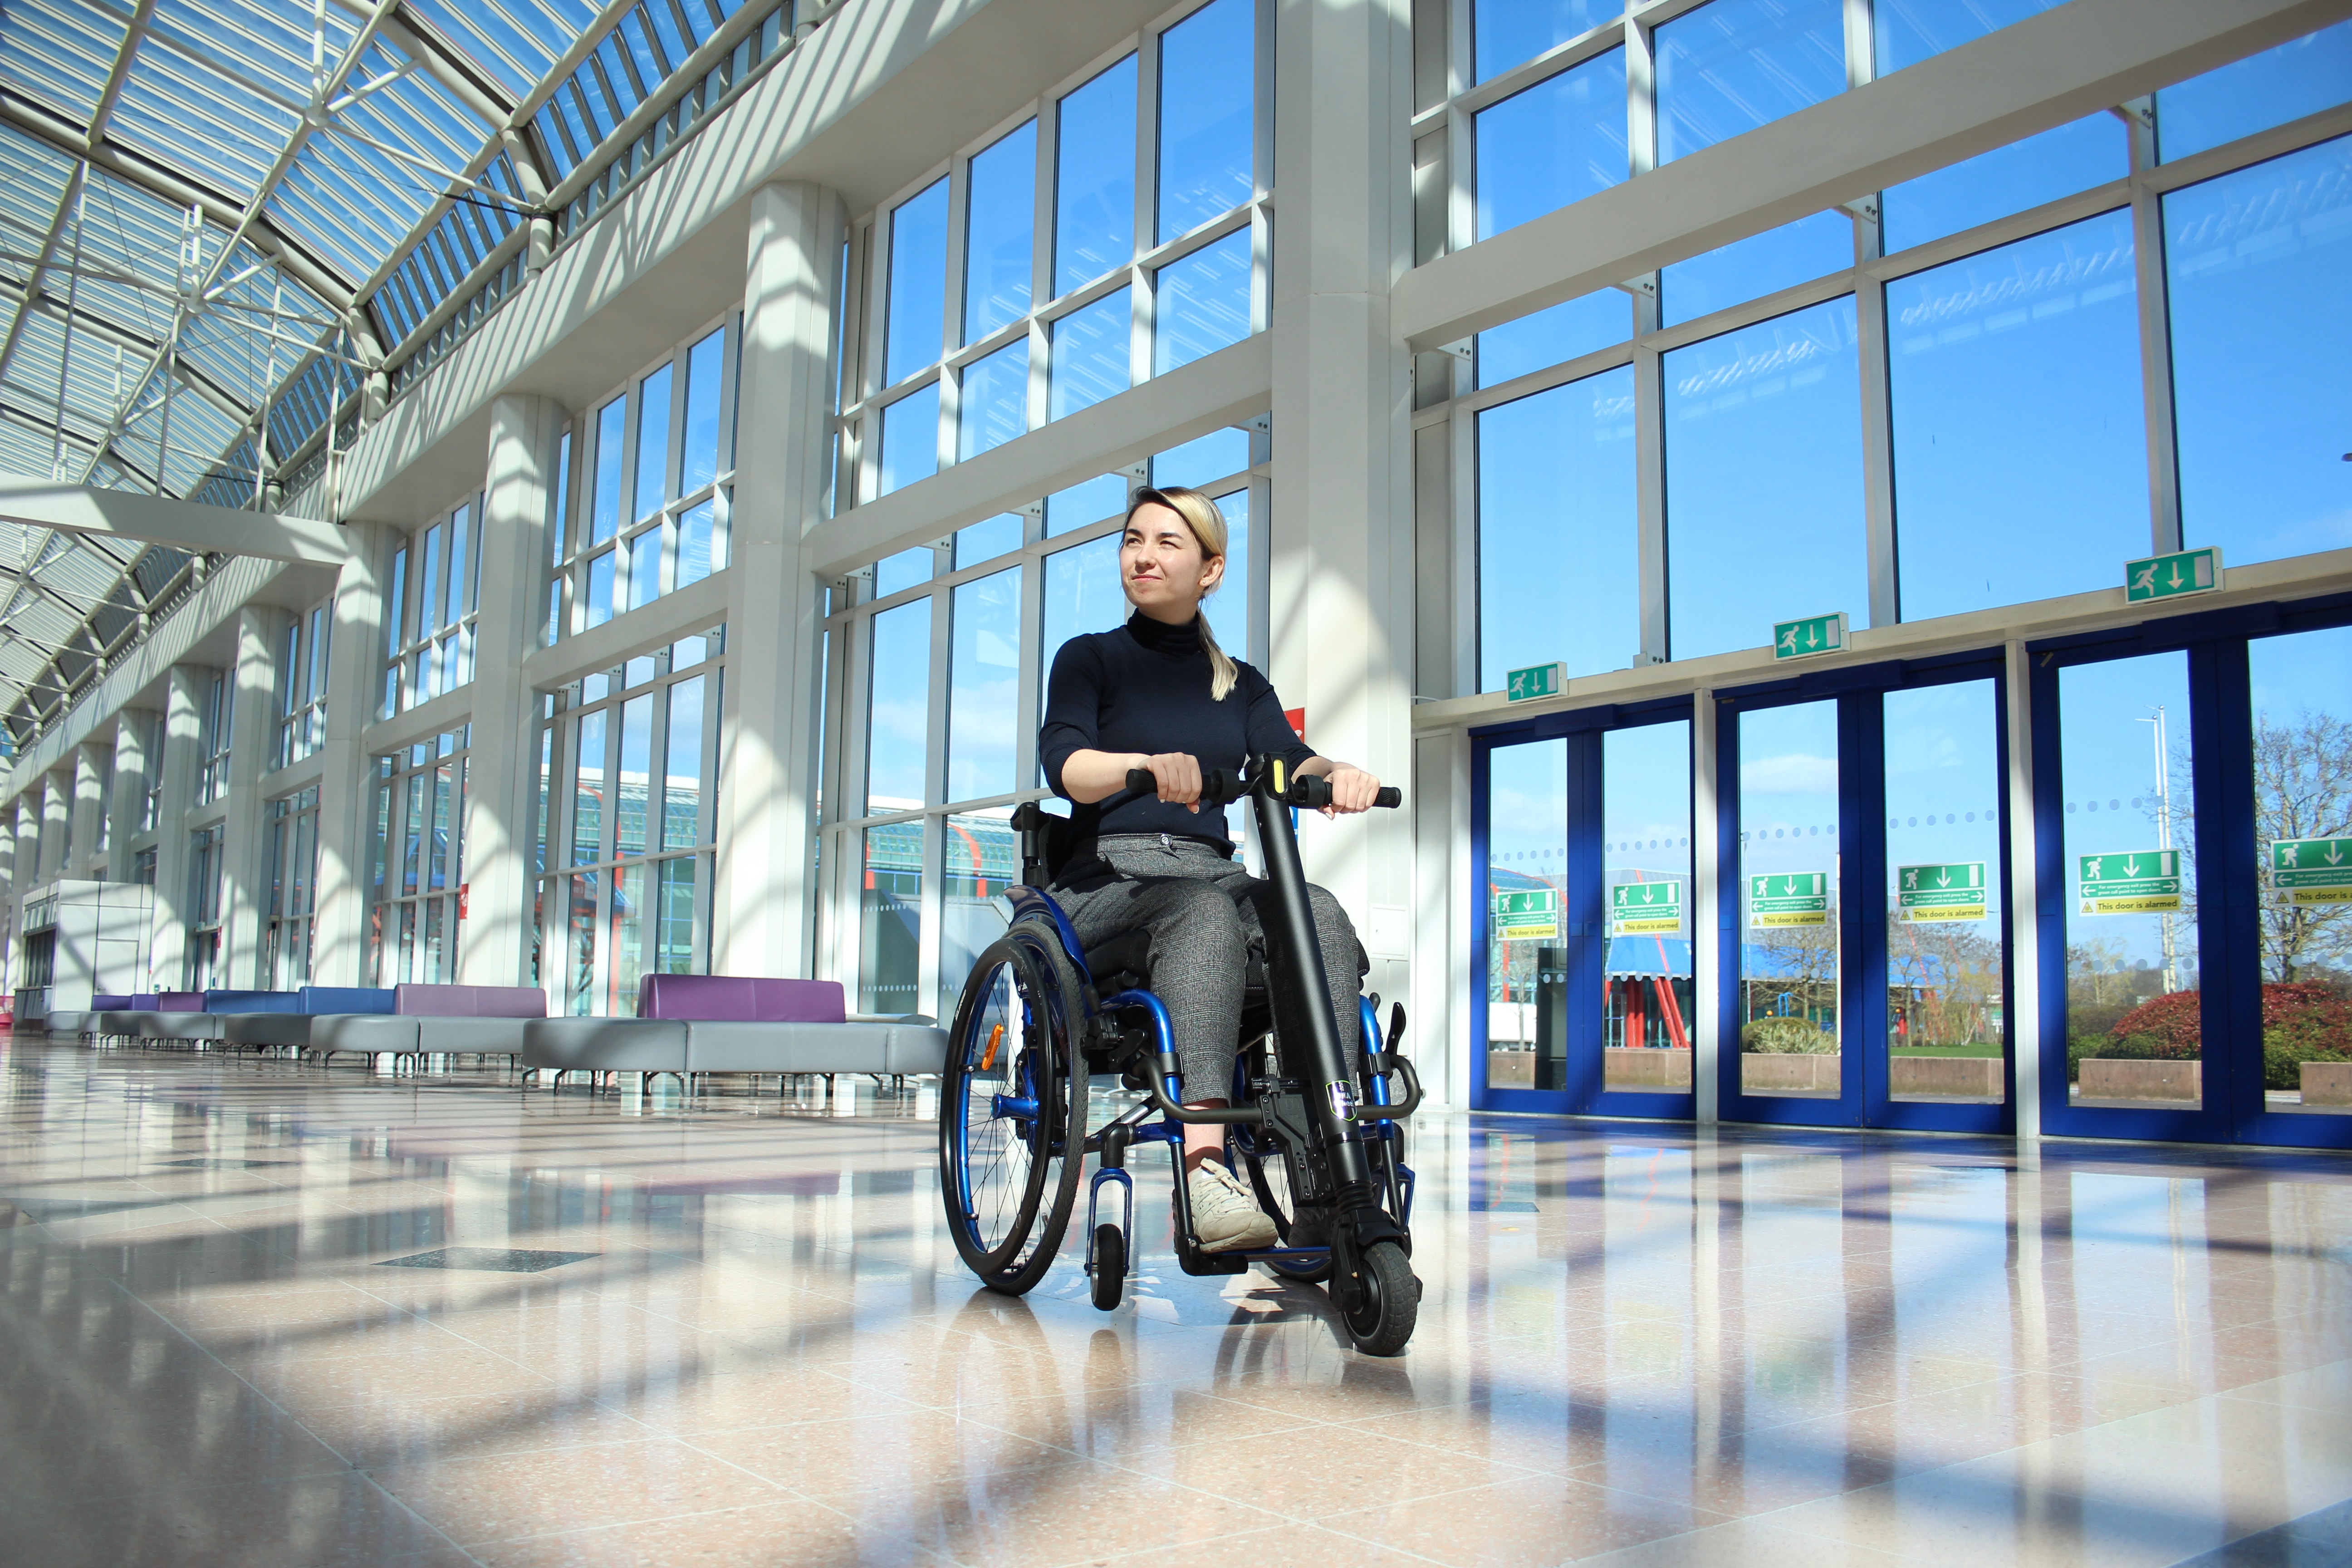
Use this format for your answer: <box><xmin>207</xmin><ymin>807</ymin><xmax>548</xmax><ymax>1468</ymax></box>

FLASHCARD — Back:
<box><xmin>264</xmin><ymin>786</ymin><xmax>321</xmax><ymax>989</ymax></box>
<box><xmin>384</xmin><ymin>496</ymin><xmax>482</xmax><ymax>717</ymax></box>
<box><xmin>1450</xmin><ymin>17</ymin><xmax>2352</xmax><ymax>691</ymax></box>
<box><xmin>185</xmin><ymin>823</ymin><xmax>224</xmax><ymax>990</ymax></box>
<box><xmin>840</xmin><ymin>0</ymin><xmax>1265</xmax><ymax>509</ymax></box>
<box><xmin>369</xmin><ymin>728</ymin><xmax>471</xmax><ymax>987</ymax></box>
<box><xmin>556</xmin><ymin>318</ymin><xmax>738</xmax><ymax>637</ymax></box>
<box><xmin>277</xmin><ymin>600</ymin><xmax>330</xmax><ymax>768</ymax></box>
<box><xmin>821</xmin><ymin>425</ymin><xmax>1264</xmax><ymax>1019</ymax></box>
<box><xmin>537</xmin><ymin>632</ymin><xmax>724</xmax><ymax>1016</ymax></box>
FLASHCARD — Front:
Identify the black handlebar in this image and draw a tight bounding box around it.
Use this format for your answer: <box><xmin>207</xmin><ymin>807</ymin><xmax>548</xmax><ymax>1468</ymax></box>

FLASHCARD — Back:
<box><xmin>1125</xmin><ymin>766</ymin><xmax>1402</xmax><ymax>811</ymax></box>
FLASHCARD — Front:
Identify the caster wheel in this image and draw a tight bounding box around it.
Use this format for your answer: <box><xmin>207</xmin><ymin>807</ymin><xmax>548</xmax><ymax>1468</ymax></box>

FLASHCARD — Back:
<box><xmin>1090</xmin><ymin>1224</ymin><xmax>1126</xmax><ymax>1311</ymax></box>
<box><xmin>1342</xmin><ymin>1239</ymin><xmax>1418</xmax><ymax>1356</ymax></box>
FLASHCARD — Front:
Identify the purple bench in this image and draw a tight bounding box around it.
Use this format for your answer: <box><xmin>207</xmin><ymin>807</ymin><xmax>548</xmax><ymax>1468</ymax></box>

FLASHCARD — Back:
<box><xmin>520</xmin><ymin>975</ymin><xmax>946</xmax><ymax>1093</ymax></box>
<box><xmin>309</xmin><ymin>985</ymin><xmax>548</xmax><ymax>1068</ymax></box>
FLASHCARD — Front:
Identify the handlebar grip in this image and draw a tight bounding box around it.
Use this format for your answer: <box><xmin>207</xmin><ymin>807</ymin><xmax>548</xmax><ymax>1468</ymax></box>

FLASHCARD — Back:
<box><xmin>1125</xmin><ymin>766</ymin><xmax>1245</xmax><ymax>805</ymax></box>
<box><xmin>1125</xmin><ymin>768</ymin><xmax>1154</xmax><ymax>794</ymax></box>
<box><xmin>1374</xmin><ymin>787</ymin><xmax>1403</xmax><ymax>808</ymax></box>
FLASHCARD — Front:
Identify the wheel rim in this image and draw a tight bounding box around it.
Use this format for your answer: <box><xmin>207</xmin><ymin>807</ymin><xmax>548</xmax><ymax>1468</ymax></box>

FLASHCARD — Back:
<box><xmin>1344</xmin><ymin>1247</ymin><xmax>1388</xmax><ymax>1339</ymax></box>
<box><xmin>949</xmin><ymin>956</ymin><xmax>1049</xmax><ymax>1268</ymax></box>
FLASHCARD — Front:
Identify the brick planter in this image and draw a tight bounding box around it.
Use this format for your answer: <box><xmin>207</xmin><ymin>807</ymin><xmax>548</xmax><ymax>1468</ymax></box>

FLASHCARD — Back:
<box><xmin>1887</xmin><ymin>1055</ymin><xmax>2002</xmax><ymax>1097</ymax></box>
<box><xmin>1742</xmin><ymin>1054</ymin><xmax>1840</xmax><ymax>1093</ymax></box>
<box><xmin>2077</xmin><ymin>1058</ymin><xmax>2200</xmax><ymax>1101</ymax></box>
<box><xmin>2301</xmin><ymin>1061</ymin><xmax>2352</xmax><ymax>1107</ymax></box>
<box><xmin>1603</xmin><ymin>1048</ymin><xmax>1692</xmax><ymax>1088</ymax></box>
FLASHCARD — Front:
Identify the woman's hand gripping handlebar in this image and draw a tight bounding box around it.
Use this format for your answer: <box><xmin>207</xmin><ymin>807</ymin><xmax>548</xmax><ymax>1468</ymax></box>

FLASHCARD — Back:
<box><xmin>1123</xmin><ymin>766</ymin><xmax>1404</xmax><ymax>812</ymax></box>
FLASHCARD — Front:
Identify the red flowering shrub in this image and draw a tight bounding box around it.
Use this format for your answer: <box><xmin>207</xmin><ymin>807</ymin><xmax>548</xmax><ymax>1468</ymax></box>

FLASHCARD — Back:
<box><xmin>2107</xmin><ymin>990</ymin><xmax>2203</xmax><ymax>1058</ymax></box>
<box><xmin>2107</xmin><ymin>982</ymin><xmax>2352</xmax><ymax>1060</ymax></box>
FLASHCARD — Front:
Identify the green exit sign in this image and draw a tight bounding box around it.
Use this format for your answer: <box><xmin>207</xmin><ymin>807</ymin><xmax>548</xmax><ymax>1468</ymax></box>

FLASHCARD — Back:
<box><xmin>2273</xmin><ymin>838</ymin><xmax>2352</xmax><ymax>906</ymax></box>
<box><xmin>1506</xmin><ymin>662</ymin><xmax>1564</xmax><ymax>702</ymax></box>
<box><xmin>1493</xmin><ymin>888</ymin><xmax>1558</xmax><ymax>920</ymax></box>
<box><xmin>1611</xmin><ymin>879</ymin><xmax>1683</xmax><ymax>934</ymax></box>
<box><xmin>1772</xmin><ymin>612</ymin><xmax>1847</xmax><ymax>661</ymax></box>
<box><xmin>2125</xmin><ymin>546</ymin><xmax>2222</xmax><ymax>603</ymax></box>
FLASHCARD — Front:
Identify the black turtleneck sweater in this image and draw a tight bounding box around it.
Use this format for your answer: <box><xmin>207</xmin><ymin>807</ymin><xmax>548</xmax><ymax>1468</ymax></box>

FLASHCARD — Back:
<box><xmin>1039</xmin><ymin>613</ymin><xmax>1316</xmax><ymax>845</ymax></box>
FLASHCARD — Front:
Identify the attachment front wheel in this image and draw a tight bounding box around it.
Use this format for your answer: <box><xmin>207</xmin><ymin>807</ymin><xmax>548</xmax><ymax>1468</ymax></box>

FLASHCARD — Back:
<box><xmin>1342</xmin><ymin>1239</ymin><xmax>1419</xmax><ymax>1357</ymax></box>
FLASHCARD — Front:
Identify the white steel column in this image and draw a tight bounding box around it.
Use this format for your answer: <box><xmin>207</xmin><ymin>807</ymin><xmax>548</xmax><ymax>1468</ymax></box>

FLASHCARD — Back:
<box><xmin>2004</xmin><ymin>639</ymin><xmax>2041</xmax><ymax>1140</ymax></box>
<box><xmin>220</xmin><ymin>607</ymin><xmax>284</xmax><ymax>988</ymax></box>
<box><xmin>715</xmin><ymin>180</ymin><xmax>843</xmax><ymax>980</ymax></box>
<box><xmin>1269</xmin><ymin>0</ymin><xmax>1417</xmax><ymax>1009</ymax></box>
<box><xmin>148</xmin><ymin>667</ymin><xmax>205</xmax><ymax>989</ymax></box>
<box><xmin>39</xmin><ymin>773</ymin><xmax>70</xmax><ymax>883</ymax></box>
<box><xmin>107</xmin><ymin>710</ymin><xmax>153</xmax><ymax>880</ymax></box>
<box><xmin>459</xmin><ymin>395</ymin><xmax>564</xmax><ymax>989</ymax></box>
<box><xmin>70</xmin><ymin>743</ymin><xmax>110</xmax><ymax>877</ymax></box>
<box><xmin>312</xmin><ymin>522</ymin><xmax>390</xmax><ymax>987</ymax></box>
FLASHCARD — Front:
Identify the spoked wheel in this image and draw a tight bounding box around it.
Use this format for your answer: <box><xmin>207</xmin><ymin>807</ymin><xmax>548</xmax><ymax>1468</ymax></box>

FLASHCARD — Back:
<box><xmin>1342</xmin><ymin>1239</ymin><xmax>1419</xmax><ymax>1357</ymax></box>
<box><xmin>938</xmin><ymin>932</ymin><xmax>1088</xmax><ymax>1295</ymax></box>
<box><xmin>1225</xmin><ymin>1039</ymin><xmax>1333</xmax><ymax>1284</ymax></box>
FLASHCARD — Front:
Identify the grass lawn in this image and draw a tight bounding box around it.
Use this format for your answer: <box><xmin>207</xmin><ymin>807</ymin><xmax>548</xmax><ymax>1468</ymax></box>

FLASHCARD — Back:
<box><xmin>1890</xmin><ymin>1043</ymin><xmax>2004</xmax><ymax>1058</ymax></box>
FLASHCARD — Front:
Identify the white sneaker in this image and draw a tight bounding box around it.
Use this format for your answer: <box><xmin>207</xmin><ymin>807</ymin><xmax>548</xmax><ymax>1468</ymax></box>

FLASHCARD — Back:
<box><xmin>1188</xmin><ymin>1156</ymin><xmax>1277</xmax><ymax>1253</ymax></box>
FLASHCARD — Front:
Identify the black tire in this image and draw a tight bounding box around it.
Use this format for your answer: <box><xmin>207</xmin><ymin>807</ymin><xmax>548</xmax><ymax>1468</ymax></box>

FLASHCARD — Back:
<box><xmin>938</xmin><ymin>931</ymin><xmax>1088</xmax><ymax>1295</ymax></box>
<box><xmin>1343</xmin><ymin>1239</ymin><xmax>1419</xmax><ymax>1357</ymax></box>
<box><xmin>1090</xmin><ymin>1223</ymin><xmax>1126</xmax><ymax>1311</ymax></box>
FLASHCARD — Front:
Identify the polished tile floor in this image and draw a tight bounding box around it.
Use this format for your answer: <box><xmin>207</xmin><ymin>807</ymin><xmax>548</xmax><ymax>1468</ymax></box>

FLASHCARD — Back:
<box><xmin>3</xmin><ymin>1034</ymin><xmax>2348</xmax><ymax>1568</ymax></box>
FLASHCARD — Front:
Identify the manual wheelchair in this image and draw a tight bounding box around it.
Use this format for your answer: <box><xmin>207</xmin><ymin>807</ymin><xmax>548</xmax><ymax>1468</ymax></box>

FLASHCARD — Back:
<box><xmin>937</xmin><ymin>760</ymin><xmax>1426</xmax><ymax>1356</ymax></box>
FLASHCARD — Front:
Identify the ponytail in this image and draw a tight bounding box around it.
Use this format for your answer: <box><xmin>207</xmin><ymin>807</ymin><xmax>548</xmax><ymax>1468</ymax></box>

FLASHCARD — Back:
<box><xmin>1127</xmin><ymin>485</ymin><xmax>1239</xmax><ymax>701</ymax></box>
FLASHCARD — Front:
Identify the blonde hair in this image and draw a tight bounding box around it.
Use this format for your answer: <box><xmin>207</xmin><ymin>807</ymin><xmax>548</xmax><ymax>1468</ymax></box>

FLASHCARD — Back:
<box><xmin>1127</xmin><ymin>485</ymin><xmax>1238</xmax><ymax>701</ymax></box>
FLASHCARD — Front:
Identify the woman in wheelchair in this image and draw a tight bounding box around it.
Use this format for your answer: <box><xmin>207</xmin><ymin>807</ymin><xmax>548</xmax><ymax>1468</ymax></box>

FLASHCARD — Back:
<box><xmin>1038</xmin><ymin>484</ymin><xmax>1385</xmax><ymax>1254</ymax></box>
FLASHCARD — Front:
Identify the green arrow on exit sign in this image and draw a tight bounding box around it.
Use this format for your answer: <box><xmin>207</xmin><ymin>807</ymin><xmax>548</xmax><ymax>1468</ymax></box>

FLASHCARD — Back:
<box><xmin>2125</xmin><ymin>546</ymin><xmax>2222</xmax><ymax>603</ymax></box>
<box><xmin>1506</xmin><ymin>662</ymin><xmax>1564</xmax><ymax>702</ymax></box>
<box><xmin>1772</xmin><ymin>613</ymin><xmax>1847</xmax><ymax>661</ymax></box>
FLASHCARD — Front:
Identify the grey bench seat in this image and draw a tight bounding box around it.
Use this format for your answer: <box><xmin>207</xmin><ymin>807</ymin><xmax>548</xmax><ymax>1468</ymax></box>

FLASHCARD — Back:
<box><xmin>686</xmin><ymin>1018</ymin><xmax>946</xmax><ymax>1075</ymax></box>
<box><xmin>42</xmin><ymin>1011</ymin><xmax>93</xmax><ymax>1040</ymax></box>
<box><xmin>520</xmin><ymin>1016</ymin><xmax>689</xmax><ymax>1077</ymax></box>
<box><xmin>137</xmin><ymin>1012</ymin><xmax>222</xmax><ymax>1043</ymax></box>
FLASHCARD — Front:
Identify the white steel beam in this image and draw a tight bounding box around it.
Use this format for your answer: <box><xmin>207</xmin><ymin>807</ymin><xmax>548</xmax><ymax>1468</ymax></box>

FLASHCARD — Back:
<box><xmin>0</xmin><ymin>476</ymin><xmax>348</xmax><ymax>564</ymax></box>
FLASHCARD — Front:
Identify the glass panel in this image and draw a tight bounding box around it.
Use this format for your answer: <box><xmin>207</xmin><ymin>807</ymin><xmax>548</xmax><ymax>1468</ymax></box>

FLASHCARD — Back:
<box><xmin>1051</xmin><ymin>287</ymin><xmax>1132</xmax><ymax>419</ymax></box>
<box><xmin>1475</xmin><ymin>47</ymin><xmax>1627</xmax><ymax>240</ymax></box>
<box><xmin>941</xmin><ymin>809</ymin><xmax>1016</xmax><ymax>1017</ymax></box>
<box><xmin>573</xmin><ymin>710</ymin><xmax>606</xmax><ymax>865</ymax></box>
<box><xmin>386</xmin><ymin>546</ymin><xmax>407</xmax><ymax>656</ymax></box>
<box><xmin>593</xmin><ymin>395</ymin><xmax>625</xmax><ymax>544</ymax></box>
<box><xmin>1048</xmin><ymin>474</ymin><xmax>1128</xmax><ymax>536</ymax></box>
<box><xmin>1040</xmin><ymin>534</ymin><xmax>1123</xmax><ymax>775</ymax></box>
<box><xmin>635</xmin><ymin>363</ymin><xmax>672</xmax><ymax>522</ymax></box>
<box><xmin>1874</xmin><ymin>0</ymin><xmax>2066</xmax><ymax>75</ymax></box>
<box><xmin>609</xmin><ymin>862</ymin><xmax>648</xmax><ymax>1015</ymax></box>
<box><xmin>1889</xmin><ymin>211</ymin><xmax>2146</xmax><ymax>621</ymax></box>
<box><xmin>1152</xmin><ymin>427</ymin><xmax>1250</xmax><ymax>490</ymax></box>
<box><xmin>867</xmin><ymin>598</ymin><xmax>934</xmax><ymax>815</ymax></box>
<box><xmin>627</xmin><ymin>525</ymin><xmax>662</xmax><ymax>611</ymax></box>
<box><xmin>1661</xmin><ymin>211</ymin><xmax>1850</xmax><ymax>327</ymax></box>
<box><xmin>2168</xmin><ymin>137</ymin><xmax>2352</xmax><ymax>569</ymax></box>
<box><xmin>1884</xmin><ymin>681</ymin><xmax>2006</xmax><ymax>1103</ymax></box>
<box><xmin>1486</xmin><ymin>740</ymin><xmax>1568</xmax><ymax>1091</ymax></box>
<box><xmin>959</xmin><ymin>339</ymin><xmax>1029</xmax><ymax>461</ymax></box>
<box><xmin>1160</xmin><ymin>0</ymin><xmax>1254</xmax><ymax>243</ymax></box>
<box><xmin>956</xmin><ymin>513</ymin><xmax>1026</xmax><ymax>568</ymax></box>
<box><xmin>447</xmin><ymin>505</ymin><xmax>470</xmax><ymax>625</ymax></box>
<box><xmin>1155</xmin><ymin>229</ymin><xmax>1252</xmax><ymax>373</ymax></box>
<box><xmin>682</xmin><ymin>327</ymin><xmax>725</xmax><ymax>494</ymax></box>
<box><xmin>1656</xmin><ymin>0</ymin><xmax>1843</xmax><ymax>164</ymax></box>
<box><xmin>396</xmin><ymin>902</ymin><xmax>417</xmax><ymax>987</ymax></box>
<box><xmin>1056</xmin><ymin>56</ymin><xmax>1138</xmax><ymax>295</ymax></box>
<box><xmin>1478</xmin><ymin>365</ymin><xmax>1638</xmax><ymax>690</ymax></box>
<box><xmin>1739</xmin><ymin>699</ymin><xmax>1842</xmax><ymax>1100</ymax></box>
<box><xmin>1475</xmin><ymin>0</ymin><xmax>1622</xmax><ymax>82</ymax></box>
<box><xmin>886</xmin><ymin>178</ymin><xmax>950</xmax><ymax>386</ymax></box>
<box><xmin>2059</xmin><ymin>653</ymin><xmax>2199</xmax><ymax>1109</ymax></box>
<box><xmin>403</xmin><ymin>774</ymin><xmax>426</xmax><ymax>893</ymax></box>
<box><xmin>1206</xmin><ymin>490</ymin><xmax>1250</xmax><ymax>664</ymax></box>
<box><xmin>423</xmin><ymin>897</ymin><xmax>445</xmax><ymax>985</ymax></box>
<box><xmin>555</xmin><ymin>427</ymin><xmax>573</xmax><ymax>561</ymax></box>
<box><xmin>616</xmin><ymin>694</ymin><xmax>652</xmax><ymax>857</ymax></box>
<box><xmin>2156</xmin><ymin>20</ymin><xmax>2352</xmax><ymax>163</ymax></box>
<box><xmin>2247</xmin><ymin>624</ymin><xmax>2352</xmax><ymax>1116</ymax></box>
<box><xmin>1604</xmin><ymin>722</ymin><xmax>1695</xmax><ymax>1091</ymax></box>
<box><xmin>949</xmin><ymin>567</ymin><xmax>1022</xmax><ymax>803</ymax></box>
<box><xmin>879</xmin><ymin>382</ymin><xmax>941</xmax><ymax>496</ymax></box>
<box><xmin>656</xmin><ymin>858</ymin><xmax>698</xmax><ymax>978</ymax></box>
<box><xmin>860</xmin><ymin>823</ymin><xmax>923</xmax><ymax>1014</ymax></box>
<box><xmin>1477</xmin><ymin>290</ymin><xmax>1632</xmax><ymax>387</ymax></box>
<box><xmin>419</xmin><ymin>523</ymin><xmax>443</xmax><ymax>635</ymax></box>
<box><xmin>1882</xmin><ymin>115</ymin><xmax>2127</xmax><ymax>253</ymax></box>
<box><xmin>566</xmin><ymin>872</ymin><xmax>599</xmax><ymax>1014</ymax></box>
<box><xmin>675</xmin><ymin>500</ymin><xmax>715</xmax><ymax>587</ymax></box>
<box><xmin>965</xmin><ymin>121</ymin><xmax>1037</xmax><ymax>344</ymax></box>
<box><xmin>875</xmin><ymin>547</ymin><xmax>933</xmax><ymax>598</ymax></box>
<box><xmin>585</xmin><ymin>551</ymin><xmax>614</xmax><ymax>628</ymax></box>
<box><xmin>662</xmin><ymin>676</ymin><xmax>704</xmax><ymax>851</ymax></box>
<box><xmin>431</xmin><ymin>763</ymin><xmax>456</xmax><ymax>894</ymax></box>
<box><xmin>1665</xmin><ymin>297</ymin><xmax>1865</xmax><ymax>661</ymax></box>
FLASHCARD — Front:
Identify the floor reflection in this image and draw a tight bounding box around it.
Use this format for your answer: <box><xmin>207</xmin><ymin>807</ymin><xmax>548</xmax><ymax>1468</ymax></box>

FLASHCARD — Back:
<box><xmin>0</xmin><ymin>1034</ymin><xmax>2346</xmax><ymax>1566</ymax></box>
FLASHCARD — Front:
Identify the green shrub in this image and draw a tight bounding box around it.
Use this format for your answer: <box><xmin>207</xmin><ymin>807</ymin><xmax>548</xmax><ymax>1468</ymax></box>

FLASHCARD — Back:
<box><xmin>1743</xmin><ymin>1017</ymin><xmax>1835</xmax><ymax>1054</ymax></box>
<box><xmin>2066</xmin><ymin>1032</ymin><xmax>2168</xmax><ymax>1083</ymax></box>
<box><xmin>2261</xmin><ymin>1029</ymin><xmax>2352</xmax><ymax>1091</ymax></box>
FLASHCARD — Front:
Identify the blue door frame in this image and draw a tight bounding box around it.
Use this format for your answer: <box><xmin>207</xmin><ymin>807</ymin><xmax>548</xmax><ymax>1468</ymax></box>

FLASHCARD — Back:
<box><xmin>1470</xmin><ymin>698</ymin><xmax>1697</xmax><ymax>1121</ymax></box>
<box><xmin>2031</xmin><ymin>595</ymin><xmax>2352</xmax><ymax>1152</ymax></box>
<box><xmin>1711</xmin><ymin>652</ymin><xmax>2016</xmax><ymax>1135</ymax></box>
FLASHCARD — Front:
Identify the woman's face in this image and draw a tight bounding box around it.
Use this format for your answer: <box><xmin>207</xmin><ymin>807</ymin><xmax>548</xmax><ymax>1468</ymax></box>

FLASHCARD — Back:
<box><xmin>1121</xmin><ymin>502</ymin><xmax>1223</xmax><ymax>622</ymax></box>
